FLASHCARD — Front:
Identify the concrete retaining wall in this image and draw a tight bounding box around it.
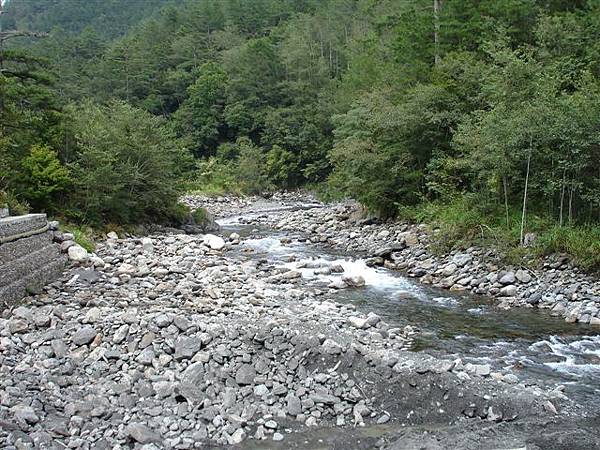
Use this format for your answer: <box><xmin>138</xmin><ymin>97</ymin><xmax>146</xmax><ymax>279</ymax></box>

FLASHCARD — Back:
<box><xmin>0</xmin><ymin>214</ymin><xmax>66</xmax><ymax>307</ymax></box>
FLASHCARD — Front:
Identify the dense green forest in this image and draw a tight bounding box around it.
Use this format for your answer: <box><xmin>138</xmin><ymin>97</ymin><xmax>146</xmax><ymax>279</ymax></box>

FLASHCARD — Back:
<box><xmin>1</xmin><ymin>0</ymin><xmax>599</xmax><ymax>267</ymax></box>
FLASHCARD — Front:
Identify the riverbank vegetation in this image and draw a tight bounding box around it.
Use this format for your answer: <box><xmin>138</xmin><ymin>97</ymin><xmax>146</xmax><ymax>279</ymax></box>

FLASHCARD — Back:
<box><xmin>1</xmin><ymin>0</ymin><xmax>599</xmax><ymax>268</ymax></box>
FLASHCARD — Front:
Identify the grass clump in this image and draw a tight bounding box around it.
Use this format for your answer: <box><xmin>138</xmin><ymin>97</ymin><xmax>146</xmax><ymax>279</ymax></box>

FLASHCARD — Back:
<box><xmin>61</xmin><ymin>224</ymin><xmax>96</xmax><ymax>253</ymax></box>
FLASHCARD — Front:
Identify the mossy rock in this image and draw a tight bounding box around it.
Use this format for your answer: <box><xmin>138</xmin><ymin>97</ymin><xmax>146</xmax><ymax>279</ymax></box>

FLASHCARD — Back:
<box><xmin>191</xmin><ymin>207</ymin><xmax>220</xmax><ymax>232</ymax></box>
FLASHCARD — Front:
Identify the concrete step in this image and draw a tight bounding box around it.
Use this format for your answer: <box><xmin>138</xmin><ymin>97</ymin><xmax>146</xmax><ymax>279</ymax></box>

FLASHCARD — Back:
<box><xmin>0</xmin><ymin>243</ymin><xmax>62</xmax><ymax>286</ymax></box>
<box><xmin>0</xmin><ymin>257</ymin><xmax>66</xmax><ymax>307</ymax></box>
<box><xmin>0</xmin><ymin>214</ymin><xmax>48</xmax><ymax>243</ymax></box>
<box><xmin>0</xmin><ymin>232</ymin><xmax>54</xmax><ymax>265</ymax></box>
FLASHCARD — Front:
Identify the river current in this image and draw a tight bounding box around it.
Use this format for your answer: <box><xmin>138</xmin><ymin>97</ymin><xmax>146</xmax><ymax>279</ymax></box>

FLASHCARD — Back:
<box><xmin>218</xmin><ymin>210</ymin><xmax>600</xmax><ymax>410</ymax></box>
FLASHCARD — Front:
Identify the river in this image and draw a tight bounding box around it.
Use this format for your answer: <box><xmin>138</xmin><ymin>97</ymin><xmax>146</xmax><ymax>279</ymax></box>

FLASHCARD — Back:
<box><xmin>219</xmin><ymin>208</ymin><xmax>600</xmax><ymax>413</ymax></box>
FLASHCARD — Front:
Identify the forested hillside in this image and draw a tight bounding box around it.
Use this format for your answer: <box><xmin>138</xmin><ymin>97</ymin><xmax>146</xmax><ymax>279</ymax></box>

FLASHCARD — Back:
<box><xmin>1</xmin><ymin>0</ymin><xmax>599</xmax><ymax>267</ymax></box>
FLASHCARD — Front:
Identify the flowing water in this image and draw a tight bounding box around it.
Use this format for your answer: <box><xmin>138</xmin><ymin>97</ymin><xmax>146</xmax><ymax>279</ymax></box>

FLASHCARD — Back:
<box><xmin>218</xmin><ymin>211</ymin><xmax>600</xmax><ymax>410</ymax></box>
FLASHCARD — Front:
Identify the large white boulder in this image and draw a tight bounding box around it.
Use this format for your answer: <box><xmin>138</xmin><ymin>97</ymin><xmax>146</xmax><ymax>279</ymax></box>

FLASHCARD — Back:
<box><xmin>203</xmin><ymin>234</ymin><xmax>226</xmax><ymax>250</ymax></box>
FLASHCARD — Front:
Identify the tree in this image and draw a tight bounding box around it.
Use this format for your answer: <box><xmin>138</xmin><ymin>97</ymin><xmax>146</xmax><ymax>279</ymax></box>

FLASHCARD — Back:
<box><xmin>172</xmin><ymin>62</ymin><xmax>229</xmax><ymax>157</ymax></box>
<box><xmin>67</xmin><ymin>100</ymin><xmax>192</xmax><ymax>224</ymax></box>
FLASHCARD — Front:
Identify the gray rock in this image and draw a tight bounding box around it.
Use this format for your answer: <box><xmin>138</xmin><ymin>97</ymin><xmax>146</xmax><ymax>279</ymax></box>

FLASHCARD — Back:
<box><xmin>141</xmin><ymin>237</ymin><xmax>154</xmax><ymax>253</ymax></box>
<box><xmin>112</xmin><ymin>325</ymin><xmax>129</xmax><ymax>344</ymax></box>
<box><xmin>273</xmin><ymin>432</ymin><xmax>284</xmax><ymax>441</ymax></box>
<box><xmin>68</xmin><ymin>245</ymin><xmax>89</xmax><ymax>263</ymax></box>
<box><xmin>174</xmin><ymin>336</ymin><xmax>202</xmax><ymax>361</ymax></box>
<box><xmin>264</xmin><ymin>420</ymin><xmax>278</xmax><ymax>429</ymax></box>
<box><xmin>203</xmin><ymin>234</ymin><xmax>226</xmax><ymax>250</ymax></box>
<box><xmin>515</xmin><ymin>269</ymin><xmax>532</xmax><ymax>283</ymax></box>
<box><xmin>342</xmin><ymin>275</ymin><xmax>366</xmax><ymax>287</ymax></box>
<box><xmin>72</xmin><ymin>326</ymin><xmax>97</xmax><ymax>346</ymax></box>
<box><xmin>452</xmin><ymin>253</ymin><xmax>472</xmax><ymax>267</ymax></box>
<box><xmin>236</xmin><ymin>364</ymin><xmax>256</xmax><ymax>385</ymax></box>
<box><xmin>229</xmin><ymin>428</ymin><xmax>246</xmax><ymax>445</ymax></box>
<box><xmin>8</xmin><ymin>319</ymin><xmax>28</xmax><ymax>334</ymax></box>
<box><xmin>136</xmin><ymin>347</ymin><xmax>155</xmax><ymax>366</ymax></box>
<box><xmin>310</xmin><ymin>392</ymin><xmax>339</xmax><ymax>405</ymax></box>
<box><xmin>499</xmin><ymin>271</ymin><xmax>516</xmax><ymax>285</ymax></box>
<box><xmin>286</xmin><ymin>395</ymin><xmax>302</xmax><ymax>416</ymax></box>
<box><xmin>322</xmin><ymin>339</ymin><xmax>343</xmax><ymax>354</ymax></box>
<box><xmin>126</xmin><ymin>423</ymin><xmax>161</xmax><ymax>444</ymax></box>
<box><xmin>376</xmin><ymin>414</ymin><xmax>390</xmax><ymax>424</ymax></box>
<box><xmin>500</xmin><ymin>285</ymin><xmax>517</xmax><ymax>297</ymax></box>
<box><xmin>11</xmin><ymin>405</ymin><xmax>40</xmax><ymax>424</ymax></box>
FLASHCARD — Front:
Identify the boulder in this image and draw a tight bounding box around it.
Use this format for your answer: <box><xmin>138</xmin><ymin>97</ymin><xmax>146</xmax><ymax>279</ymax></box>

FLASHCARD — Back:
<box><xmin>67</xmin><ymin>245</ymin><xmax>89</xmax><ymax>263</ymax></box>
<box><xmin>515</xmin><ymin>269</ymin><xmax>532</xmax><ymax>283</ymax></box>
<box><xmin>342</xmin><ymin>275</ymin><xmax>366</xmax><ymax>287</ymax></box>
<box><xmin>203</xmin><ymin>234</ymin><xmax>226</xmax><ymax>251</ymax></box>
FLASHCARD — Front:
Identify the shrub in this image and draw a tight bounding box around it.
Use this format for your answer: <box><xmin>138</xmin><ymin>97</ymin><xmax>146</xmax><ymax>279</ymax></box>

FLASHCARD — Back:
<box><xmin>67</xmin><ymin>100</ymin><xmax>192</xmax><ymax>225</ymax></box>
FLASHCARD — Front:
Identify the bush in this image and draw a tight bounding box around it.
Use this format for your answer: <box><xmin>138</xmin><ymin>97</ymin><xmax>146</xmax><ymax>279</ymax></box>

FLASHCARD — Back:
<box><xmin>61</xmin><ymin>224</ymin><xmax>96</xmax><ymax>253</ymax></box>
<box><xmin>67</xmin><ymin>100</ymin><xmax>192</xmax><ymax>225</ymax></box>
<box><xmin>2</xmin><ymin>191</ymin><xmax>31</xmax><ymax>216</ymax></box>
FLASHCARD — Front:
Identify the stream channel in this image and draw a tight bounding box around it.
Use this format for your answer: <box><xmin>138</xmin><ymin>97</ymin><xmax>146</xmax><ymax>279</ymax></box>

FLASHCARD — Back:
<box><xmin>217</xmin><ymin>207</ymin><xmax>600</xmax><ymax>413</ymax></box>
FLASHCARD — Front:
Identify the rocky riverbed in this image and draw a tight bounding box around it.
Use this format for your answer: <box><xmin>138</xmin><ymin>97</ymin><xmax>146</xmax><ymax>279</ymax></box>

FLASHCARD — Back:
<box><xmin>1</xmin><ymin>193</ymin><xmax>599</xmax><ymax>449</ymax></box>
<box><xmin>196</xmin><ymin>193</ymin><xmax>600</xmax><ymax>326</ymax></box>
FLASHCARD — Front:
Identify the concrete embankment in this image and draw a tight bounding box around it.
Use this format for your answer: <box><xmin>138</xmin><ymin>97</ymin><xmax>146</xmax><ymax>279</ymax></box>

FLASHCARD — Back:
<box><xmin>0</xmin><ymin>214</ymin><xmax>66</xmax><ymax>308</ymax></box>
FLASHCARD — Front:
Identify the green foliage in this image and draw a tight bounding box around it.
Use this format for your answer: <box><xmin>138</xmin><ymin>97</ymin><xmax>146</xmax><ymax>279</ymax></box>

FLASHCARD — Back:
<box><xmin>229</xmin><ymin>138</ymin><xmax>271</xmax><ymax>195</ymax></box>
<box><xmin>3</xmin><ymin>191</ymin><xmax>31</xmax><ymax>216</ymax></box>
<box><xmin>3</xmin><ymin>0</ymin><xmax>600</xmax><ymax>269</ymax></box>
<box><xmin>172</xmin><ymin>62</ymin><xmax>229</xmax><ymax>157</ymax></box>
<box><xmin>61</xmin><ymin>224</ymin><xmax>96</xmax><ymax>253</ymax></box>
<box><xmin>537</xmin><ymin>226</ymin><xmax>600</xmax><ymax>271</ymax></box>
<box><xmin>21</xmin><ymin>145</ymin><xmax>71</xmax><ymax>211</ymax></box>
<box><xmin>66</xmin><ymin>100</ymin><xmax>192</xmax><ymax>225</ymax></box>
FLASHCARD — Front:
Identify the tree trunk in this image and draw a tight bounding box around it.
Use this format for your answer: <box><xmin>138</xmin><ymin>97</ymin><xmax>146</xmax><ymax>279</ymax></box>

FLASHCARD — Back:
<box><xmin>568</xmin><ymin>181</ymin><xmax>574</xmax><ymax>226</ymax></box>
<box><xmin>520</xmin><ymin>139</ymin><xmax>532</xmax><ymax>246</ymax></box>
<box><xmin>502</xmin><ymin>175</ymin><xmax>509</xmax><ymax>230</ymax></box>
<box><xmin>434</xmin><ymin>0</ymin><xmax>442</xmax><ymax>65</ymax></box>
<box><xmin>559</xmin><ymin>167</ymin><xmax>566</xmax><ymax>227</ymax></box>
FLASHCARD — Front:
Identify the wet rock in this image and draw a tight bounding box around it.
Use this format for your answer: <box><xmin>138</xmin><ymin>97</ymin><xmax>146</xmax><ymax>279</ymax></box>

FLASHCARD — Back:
<box><xmin>342</xmin><ymin>275</ymin><xmax>366</xmax><ymax>287</ymax></box>
<box><xmin>328</xmin><ymin>279</ymin><xmax>347</xmax><ymax>289</ymax></box>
